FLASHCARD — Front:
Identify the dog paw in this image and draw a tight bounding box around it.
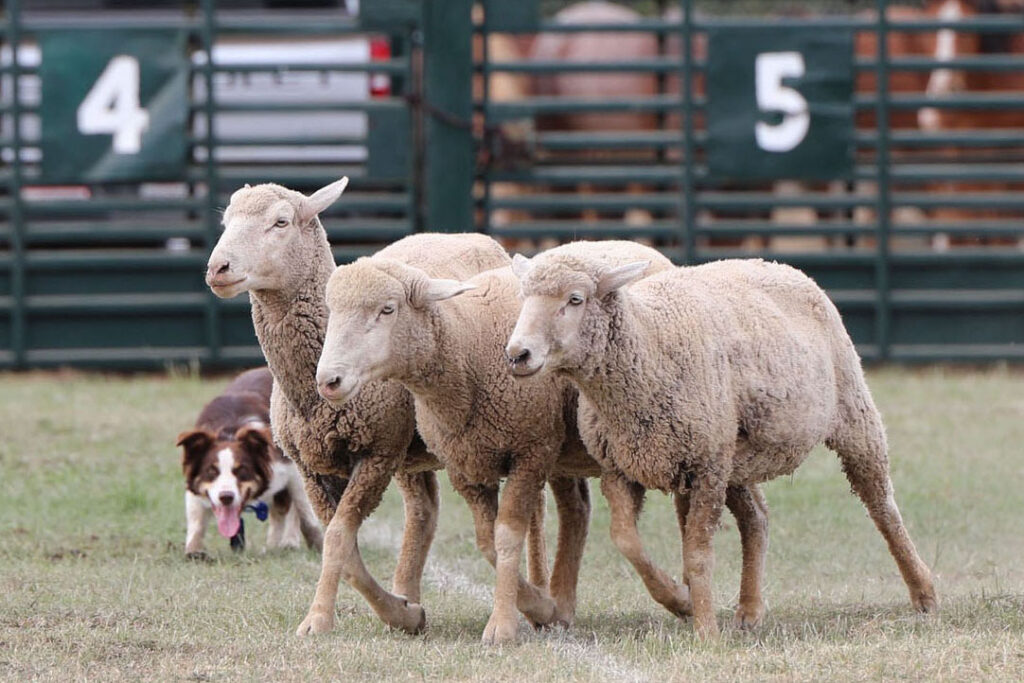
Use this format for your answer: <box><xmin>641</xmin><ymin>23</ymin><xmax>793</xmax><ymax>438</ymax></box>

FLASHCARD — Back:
<box><xmin>295</xmin><ymin>610</ymin><xmax>334</xmax><ymax>637</ymax></box>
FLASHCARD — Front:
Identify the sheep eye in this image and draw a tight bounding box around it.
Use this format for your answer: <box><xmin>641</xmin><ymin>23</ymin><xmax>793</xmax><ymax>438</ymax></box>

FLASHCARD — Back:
<box><xmin>380</xmin><ymin>304</ymin><xmax>395</xmax><ymax>316</ymax></box>
<box><xmin>273</xmin><ymin>218</ymin><xmax>289</xmax><ymax>228</ymax></box>
<box><xmin>568</xmin><ymin>294</ymin><xmax>584</xmax><ymax>306</ymax></box>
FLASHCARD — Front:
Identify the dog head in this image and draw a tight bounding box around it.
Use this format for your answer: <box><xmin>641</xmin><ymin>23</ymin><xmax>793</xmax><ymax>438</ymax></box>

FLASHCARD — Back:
<box><xmin>178</xmin><ymin>426</ymin><xmax>275</xmax><ymax>538</ymax></box>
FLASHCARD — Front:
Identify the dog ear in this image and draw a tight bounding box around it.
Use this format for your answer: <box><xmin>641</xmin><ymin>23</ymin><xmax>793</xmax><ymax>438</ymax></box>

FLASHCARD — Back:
<box><xmin>235</xmin><ymin>426</ymin><xmax>274</xmax><ymax>485</ymax></box>
<box><xmin>177</xmin><ymin>429</ymin><xmax>215</xmax><ymax>480</ymax></box>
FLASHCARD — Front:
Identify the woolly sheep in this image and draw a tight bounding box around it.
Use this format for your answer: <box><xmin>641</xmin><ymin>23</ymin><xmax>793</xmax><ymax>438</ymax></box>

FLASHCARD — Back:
<box><xmin>314</xmin><ymin>241</ymin><xmax>704</xmax><ymax>644</ymax></box>
<box><xmin>506</xmin><ymin>248</ymin><xmax>937</xmax><ymax>638</ymax></box>
<box><xmin>205</xmin><ymin>177</ymin><xmax>512</xmax><ymax>636</ymax></box>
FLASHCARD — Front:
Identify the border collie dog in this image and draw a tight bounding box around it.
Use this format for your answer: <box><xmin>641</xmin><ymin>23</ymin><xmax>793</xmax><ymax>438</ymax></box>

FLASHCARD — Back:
<box><xmin>177</xmin><ymin>367</ymin><xmax>323</xmax><ymax>558</ymax></box>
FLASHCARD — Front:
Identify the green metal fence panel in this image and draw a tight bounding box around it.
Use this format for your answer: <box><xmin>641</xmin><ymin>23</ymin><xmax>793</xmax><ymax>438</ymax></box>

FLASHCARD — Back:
<box><xmin>474</xmin><ymin>0</ymin><xmax>1024</xmax><ymax>362</ymax></box>
<box><xmin>0</xmin><ymin>1</ymin><xmax>420</xmax><ymax>369</ymax></box>
<box><xmin>1</xmin><ymin>1</ymin><xmax>1023</xmax><ymax>367</ymax></box>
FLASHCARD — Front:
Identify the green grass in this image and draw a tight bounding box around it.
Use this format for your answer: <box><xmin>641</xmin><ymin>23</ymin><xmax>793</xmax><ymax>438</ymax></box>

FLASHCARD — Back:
<box><xmin>1</xmin><ymin>367</ymin><xmax>1022</xmax><ymax>681</ymax></box>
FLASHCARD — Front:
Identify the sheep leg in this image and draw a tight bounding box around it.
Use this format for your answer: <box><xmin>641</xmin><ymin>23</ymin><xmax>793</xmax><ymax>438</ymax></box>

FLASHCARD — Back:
<box><xmin>601</xmin><ymin>474</ymin><xmax>692</xmax><ymax>618</ymax></box>
<box><xmin>836</xmin><ymin>447</ymin><xmax>937</xmax><ymax>613</ymax></box>
<box><xmin>682</xmin><ymin>475</ymin><xmax>727</xmax><ymax>640</ymax></box>
<box><xmin>483</xmin><ymin>472</ymin><xmax>557</xmax><ymax>645</ymax></box>
<box><xmin>454</xmin><ymin>478</ymin><xmax>557</xmax><ymax>636</ymax></box>
<box><xmin>296</xmin><ymin>458</ymin><xmax>426</xmax><ymax>637</ymax></box>
<box><xmin>527</xmin><ymin>488</ymin><xmax>550</xmax><ymax>590</ymax></box>
<box><xmin>547</xmin><ymin>476</ymin><xmax>591</xmax><ymax>627</ymax></box>
<box><xmin>725</xmin><ymin>484</ymin><xmax>768</xmax><ymax>629</ymax></box>
<box><xmin>390</xmin><ymin>470</ymin><xmax>440</xmax><ymax>604</ymax></box>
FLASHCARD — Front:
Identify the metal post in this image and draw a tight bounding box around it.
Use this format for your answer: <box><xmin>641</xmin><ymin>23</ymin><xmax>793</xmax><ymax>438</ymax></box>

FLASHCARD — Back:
<box><xmin>7</xmin><ymin>0</ymin><xmax>26</xmax><ymax>368</ymax></box>
<box><xmin>874</xmin><ymin>0</ymin><xmax>891</xmax><ymax>361</ymax></box>
<box><xmin>201</xmin><ymin>0</ymin><xmax>221</xmax><ymax>365</ymax></box>
<box><xmin>681</xmin><ymin>0</ymin><xmax>696</xmax><ymax>265</ymax></box>
<box><xmin>423</xmin><ymin>0</ymin><xmax>474</xmax><ymax>232</ymax></box>
<box><xmin>479</xmin><ymin>5</ymin><xmax>491</xmax><ymax>234</ymax></box>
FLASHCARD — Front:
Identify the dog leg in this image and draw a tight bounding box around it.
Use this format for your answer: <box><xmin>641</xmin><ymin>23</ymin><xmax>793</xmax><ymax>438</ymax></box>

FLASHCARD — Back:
<box><xmin>185</xmin><ymin>491</ymin><xmax>211</xmax><ymax>558</ymax></box>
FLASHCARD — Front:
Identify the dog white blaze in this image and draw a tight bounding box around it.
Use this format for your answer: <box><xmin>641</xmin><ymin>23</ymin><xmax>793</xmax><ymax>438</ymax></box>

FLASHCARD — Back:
<box><xmin>208</xmin><ymin>448</ymin><xmax>243</xmax><ymax>538</ymax></box>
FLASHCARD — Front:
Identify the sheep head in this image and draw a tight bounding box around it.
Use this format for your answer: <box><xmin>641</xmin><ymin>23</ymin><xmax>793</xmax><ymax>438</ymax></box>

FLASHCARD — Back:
<box><xmin>507</xmin><ymin>251</ymin><xmax>649</xmax><ymax>378</ymax></box>
<box><xmin>206</xmin><ymin>177</ymin><xmax>349</xmax><ymax>298</ymax></box>
<box><xmin>316</xmin><ymin>257</ymin><xmax>473</xmax><ymax>404</ymax></box>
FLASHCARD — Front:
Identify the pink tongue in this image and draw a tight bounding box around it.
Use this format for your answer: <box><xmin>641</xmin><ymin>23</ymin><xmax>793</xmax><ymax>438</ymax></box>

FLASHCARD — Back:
<box><xmin>214</xmin><ymin>504</ymin><xmax>242</xmax><ymax>538</ymax></box>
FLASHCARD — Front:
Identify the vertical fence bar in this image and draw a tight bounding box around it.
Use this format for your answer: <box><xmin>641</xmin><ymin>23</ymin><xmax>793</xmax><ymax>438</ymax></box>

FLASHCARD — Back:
<box><xmin>680</xmin><ymin>0</ymin><xmax>696</xmax><ymax>265</ymax></box>
<box><xmin>479</xmin><ymin>8</ymin><xmax>492</xmax><ymax>234</ymax></box>
<box><xmin>874</xmin><ymin>0</ymin><xmax>891</xmax><ymax>361</ymax></box>
<box><xmin>201</xmin><ymin>0</ymin><xmax>221</xmax><ymax>365</ymax></box>
<box><xmin>423</xmin><ymin>0</ymin><xmax>473</xmax><ymax>231</ymax></box>
<box><xmin>6</xmin><ymin>0</ymin><xmax>26</xmax><ymax>368</ymax></box>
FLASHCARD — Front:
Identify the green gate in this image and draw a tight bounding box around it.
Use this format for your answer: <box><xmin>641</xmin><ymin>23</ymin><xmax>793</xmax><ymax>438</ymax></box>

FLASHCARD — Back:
<box><xmin>472</xmin><ymin>0</ymin><xmax>1024</xmax><ymax>362</ymax></box>
<box><xmin>0</xmin><ymin>0</ymin><xmax>420</xmax><ymax>368</ymax></box>
<box><xmin>2</xmin><ymin>0</ymin><xmax>1023</xmax><ymax>367</ymax></box>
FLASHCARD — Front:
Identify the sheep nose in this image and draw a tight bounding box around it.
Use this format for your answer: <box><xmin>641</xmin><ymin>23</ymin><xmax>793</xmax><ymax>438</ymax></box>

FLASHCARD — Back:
<box><xmin>507</xmin><ymin>347</ymin><xmax>530</xmax><ymax>365</ymax></box>
<box><xmin>218</xmin><ymin>492</ymin><xmax>235</xmax><ymax>506</ymax></box>
<box><xmin>206</xmin><ymin>260</ymin><xmax>230</xmax><ymax>282</ymax></box>
<box><xmin>318</xmin><ymin>375</ymin><xmax>342</xmax><ymax>400</ymax></box>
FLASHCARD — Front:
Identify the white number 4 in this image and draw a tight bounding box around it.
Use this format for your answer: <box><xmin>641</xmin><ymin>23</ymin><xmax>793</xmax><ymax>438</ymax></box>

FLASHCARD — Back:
<box><xmin>754</xmin><ymin>51</ymin><xmax>809</xmax><ymax>153</ymax></box>
<box><xmin>76</xmin><ymin>55</ymin><xmax>150</xmax><ymax>154</ymax></box>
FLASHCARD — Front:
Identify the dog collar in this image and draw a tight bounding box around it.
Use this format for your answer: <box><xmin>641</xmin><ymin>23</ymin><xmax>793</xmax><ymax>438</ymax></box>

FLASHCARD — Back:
<box><xmin>246</xmin><ymin>501</ymin><xmax>269</xmax><ymax>521</ymax></box>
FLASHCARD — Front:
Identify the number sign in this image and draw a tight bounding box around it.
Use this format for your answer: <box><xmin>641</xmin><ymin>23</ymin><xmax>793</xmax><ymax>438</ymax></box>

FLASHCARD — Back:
<box><xmin>40</xmin><ymin>30</ymin><xmax>188</xmax><ymax>183</ymax></box>
<box><xmin>705</xmin><ymin>26</ymin><xmax>854</xmax><ymax>180</ymax></box>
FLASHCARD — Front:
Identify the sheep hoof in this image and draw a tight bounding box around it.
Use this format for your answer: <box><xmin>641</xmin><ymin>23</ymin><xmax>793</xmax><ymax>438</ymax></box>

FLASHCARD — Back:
<box><xmin>913</xmin><ymin>591</ymin><xmax>938</xmax><ymax>614</ymax></box>
<box><xmin>184</xmin><ymin>550</ymin><xmax>210</xmax><ymax>563</ymax></box>
<box><xmin>392</xmin><ymin>601</ymin><xmax>427</xmax><ymax>635</ymax></box>
<box><xmin>732</xmin><ymin>602</ymin><xmax>765</xmax><ymax>630</ymax></box>
<box><xmin>481</xmin><ymin>613</ymin><xmax>518</xmax><ymax>646</ymax></box>
<box><xmin>295</xmin><ymin>610</ymin><xmax>334</xmax><ymax>637</ymax></box>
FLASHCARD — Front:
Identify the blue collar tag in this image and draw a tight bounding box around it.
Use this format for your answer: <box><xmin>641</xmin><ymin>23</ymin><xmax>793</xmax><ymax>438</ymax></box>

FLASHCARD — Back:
<box><xmin>246</xmin><ymin>501</ymin><xmax>270</xmax><ymax>522</ymax></box>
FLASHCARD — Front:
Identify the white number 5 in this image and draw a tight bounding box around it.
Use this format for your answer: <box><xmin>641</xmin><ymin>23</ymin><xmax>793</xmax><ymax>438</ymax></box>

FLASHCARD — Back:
<box><xmin>754</xmin><ymin>51</ymin><xmax>809</xmax><ymax>152</ymax></box>
<box><xmin>76</xmin><ymin>55</ymin><xmax>150</xmax><ymax>155</ymax></box>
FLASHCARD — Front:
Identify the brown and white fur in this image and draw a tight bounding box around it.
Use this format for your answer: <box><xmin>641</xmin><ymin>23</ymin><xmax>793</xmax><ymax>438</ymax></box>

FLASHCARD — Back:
<box><xmin>179</xmin><ymin>368</ymin><xmax>323</xmax><ymax>558</ymax></box>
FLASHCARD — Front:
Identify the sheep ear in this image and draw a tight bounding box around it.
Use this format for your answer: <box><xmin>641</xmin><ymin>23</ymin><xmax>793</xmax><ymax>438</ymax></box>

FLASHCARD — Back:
<box><xmin>411</xmin><ymin>278</ymin><xmax>476</xmax><ymax>308</ymax></box>
<box><xmin>511</xmin><ymin>253</ymin><xmax>532</xmax><ymax>279</ymax></box>
<box><xmin>299</xmin><ymin>176</ymin><xmax>349</xmax><ymax>225</ymax></box>
<box><xmin>596</xmin><ymin>261</ymin><xmax>650</xmax><ymax>298</ymax></box>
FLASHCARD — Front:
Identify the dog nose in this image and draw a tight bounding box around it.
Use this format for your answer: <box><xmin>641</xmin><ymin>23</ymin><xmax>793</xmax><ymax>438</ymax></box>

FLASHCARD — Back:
<box><xmin>218</xmin><ymin>492</ymin><xmax>235</xmax><ymax>506</ymax></box>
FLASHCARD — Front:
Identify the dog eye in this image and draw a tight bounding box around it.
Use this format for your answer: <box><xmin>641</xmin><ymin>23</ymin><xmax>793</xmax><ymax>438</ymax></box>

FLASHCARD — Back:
<box><xmin>568</xmin><ymin>294</ymin><xmax>584</xmax><ymax>306</ymax></box>
<box><xmin>206</xmin><ymin>466</ymin><xmax>218</xmax><ymax>478</ymax></box>
<box><xmin>234</xmin><ymin>466</ymin><xmax>251</xmax><ymax>479</ymax></box>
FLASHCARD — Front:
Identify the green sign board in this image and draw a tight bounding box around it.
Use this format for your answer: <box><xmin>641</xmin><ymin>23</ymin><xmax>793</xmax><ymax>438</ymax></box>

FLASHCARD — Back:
<box><xmin>706</xmin><ymin>26</ymin><xmax>854</xmax><ymax>180</ymax></box>
<box><xmin>40</xmin><ymin>30</ymin><xmax>188</xmax><ymax>183</ymax></box>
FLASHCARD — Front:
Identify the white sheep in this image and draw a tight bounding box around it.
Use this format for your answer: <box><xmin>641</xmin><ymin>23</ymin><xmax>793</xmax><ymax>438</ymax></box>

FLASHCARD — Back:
<box><xmin>506</xmin><ymin>248</ymin><xmax>937</xmax><ymax>638</ymax></box>
<box><xmin>205</xmin><ymin>178</ymin><xmax>513</xmax><ymax>636</ymax></box>
<box><xmin>315</xmin><ymin>240</ymin><xmax>725</xmax><ymax>644</ymax></box>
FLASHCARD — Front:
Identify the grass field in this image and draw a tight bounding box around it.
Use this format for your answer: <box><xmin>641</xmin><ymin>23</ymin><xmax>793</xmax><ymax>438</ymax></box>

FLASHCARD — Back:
<box><xmin>1</xmin><ymin>367</ymin><xmax>1022</xmax><ymax>681</ymax></box>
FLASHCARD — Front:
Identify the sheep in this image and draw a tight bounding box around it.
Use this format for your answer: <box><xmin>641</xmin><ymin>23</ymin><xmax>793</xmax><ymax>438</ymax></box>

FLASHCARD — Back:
<box><xmin>505</xmin><ymin>248</ymin><xmax>938</xmax><ymax>638</ymax></box>
<box><xmin>205</xmin><ymin>177</ymin><xmax>514</xmax><ymax>636</ymax></box>
<box><xmin>315</xmin><ymin>240</ymin><xmax>724</xmax><ymax>644</ymax></box>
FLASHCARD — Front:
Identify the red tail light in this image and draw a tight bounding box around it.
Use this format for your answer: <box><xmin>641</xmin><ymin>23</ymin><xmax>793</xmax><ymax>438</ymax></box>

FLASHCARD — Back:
<box><xmin>369</xmin><ymin>37</ymin><xmax>391</xmax><ymax>98</ymax></box>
